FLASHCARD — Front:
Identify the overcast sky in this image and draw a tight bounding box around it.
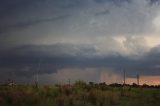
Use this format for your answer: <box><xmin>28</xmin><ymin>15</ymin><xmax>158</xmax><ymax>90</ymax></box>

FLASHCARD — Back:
<box><xmin>0</xmin><ymin>0</ymin><xmax>160</xmax><ymax>85</ymax></box>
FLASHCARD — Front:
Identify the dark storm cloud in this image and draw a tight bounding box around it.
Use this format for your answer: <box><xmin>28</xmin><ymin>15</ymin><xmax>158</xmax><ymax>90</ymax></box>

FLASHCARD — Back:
<box><xmin>0</xmin><ymin>0</ymin><xmax>31</xmax><ymax>14</ymax></box>
<box><xmin>95</xmin><ymin>10</ymin><xmax>110</xmax><ymax>16</ymax></box>
<box><xmin>0</xmin><ymin>15</ymin><xmax>70</xmax><ymax>34</ymax></box>
<box><xmin>62</xmin><ymin>0</ymin><xmax>88</xmax><ymax>8</ymax></box>
<box><xmin>0</xmin><ymin>0</ymin><xmax>160</xmax><ymax>84</ymax></box>
<box><xmin>0</xmin><ymin>44</ymin><xmax>160</xmax><ymax>78</ymax></box>
<box><xmin>149</xmin><ymin>0</ymin><xmax>160</xmax><ymax>5</ymax></box>
<box><xmin>0</xmin><ymin>0</ymin><xmax>85</xmax><ymax>16</ymax></box>
<box><xmin>0</xmin><ymin>44</ymin><xmax>97</xmax><ymax>77</ymax></box>
<box><xmin>126</xmin><ymin>46</ymin><xmax>160</xmax><ymax>76</ymax></box>
<box><xmin>0</xmin><ymin>0</ymin><xmax>158</xmax><ymax>39</ymax></box>
<box><xmin>0</xmin><ymin>0</ymin><xmax>84</xmax><ymax>34</ymax></box>
<box><xmin>93</xmin><ymin>0</ymin><xmax>131</xmax><ymax>5</ymax></box>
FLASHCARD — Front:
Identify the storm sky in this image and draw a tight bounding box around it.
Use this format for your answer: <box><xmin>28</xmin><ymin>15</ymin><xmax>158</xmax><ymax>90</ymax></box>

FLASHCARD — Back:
<box><xmin>0</xmin><ymin>0</ymin><xmax>160</xmax><ymax>85</ymax></box>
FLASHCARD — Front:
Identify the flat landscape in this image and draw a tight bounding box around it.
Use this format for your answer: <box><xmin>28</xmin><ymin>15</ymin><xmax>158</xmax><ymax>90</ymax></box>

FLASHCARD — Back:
<box><xmin>0</xmin><ymin>82</ymin><xmax>160</xmax><ymax>106</ymax></box>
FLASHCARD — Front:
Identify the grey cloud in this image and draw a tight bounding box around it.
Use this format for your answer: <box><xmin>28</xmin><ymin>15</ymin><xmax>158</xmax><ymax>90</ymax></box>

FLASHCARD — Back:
<box><xmin>62</xmin><ymin>0</ymin><xmax>88</xmax><ymax>8</ymax></box>
<box><xmin>95</xmin><ymin>10</ymin><xmax>110</xmax><ymax>16</ymax></box>
<box><xmin>123</xmin><ymin>37</ymin><xmax>149</xmax><ymax>56</ymax></box>
<box><xmin>124</xmin><ymin>45</ymin><xmax>160</xmax><ymax>76</ymax></box>
<box><xmin>0</xmin><ymin>44</ymin><xmax>160</xmax><ymax>79</ymax></box>
<box><xmin>93</xmin><ymin>0</ymin><xmax>131</xmax><ymax>5</ymax></box>
<box><xmin>0</xmin><ymin>15</ymin><xmax>70</xmax><ymax>34</ymax></box>
<box><xmin>149</xmin><ymin>0</ymin><xmax>160</xmax><ymax>5</ymax></box>
<box><xmin>0</xmin><ymin>0</ymin><xmax>160</xmax><ymax>84</ymax></box>
<box><xmin>0</xmin><ymin>43</ymin><xmax>98</xmax><ymax>76</ymax></box>
<box><xmin>0</xmin><ymin>0</ymin><xmax>31</xmax><ymax>16</ymax></box>
<box><xmin>64</xmin><ymin>0</ymin><xmax>156</xmax><ymax>36</ymax></box>
<box><xmin>0</xmin><ymin>0</ymin><xmax>158</xmax><ymax>39</ymax></box>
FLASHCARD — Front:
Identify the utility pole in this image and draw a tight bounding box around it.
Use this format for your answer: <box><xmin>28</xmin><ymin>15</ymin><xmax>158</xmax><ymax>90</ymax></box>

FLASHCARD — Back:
<box><xmin>123</xmin><ymin>70</ymin><xmax>126</xmax><ymax>85</ymax></box>
<box><xmin>35</xmin><ymin>60</ymin><xmax>41</xmax><ymax>88</ymax></box>
<box><xmin>36</xmin><ymin>71</ymin><xmax>39</xmax><ymax>87</ymax></box>
<box><xmin>137</xmin><ymin>74</ymin><xmax>140</xmax><ymax>86</ymax></box>
<box><xmin>68</xmin><ymin>79</ymin><xmax>71</xmax><ymax>86</ymax></box>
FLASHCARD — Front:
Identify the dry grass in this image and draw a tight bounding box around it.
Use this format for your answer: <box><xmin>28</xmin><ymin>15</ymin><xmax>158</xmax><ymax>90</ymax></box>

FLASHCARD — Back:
<box><xmin>0</xmin><ymin>82</ymin><xmax>160</xmax><ymax>106</ymax></box>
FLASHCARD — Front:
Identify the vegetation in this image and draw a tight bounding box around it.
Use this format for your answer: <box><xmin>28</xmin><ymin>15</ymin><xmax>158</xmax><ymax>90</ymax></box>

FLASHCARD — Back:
<box><xmin>0</xmin><ymin>81</ymin><xmax>160</xmax><ymax>106</ymax></box>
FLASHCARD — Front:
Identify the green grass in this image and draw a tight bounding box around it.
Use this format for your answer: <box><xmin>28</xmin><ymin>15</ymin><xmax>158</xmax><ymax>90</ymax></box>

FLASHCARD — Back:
<box><xmin>0</xmin><ymin>82</ymin><xmax>160</xmax><ymax>106</ymax></box>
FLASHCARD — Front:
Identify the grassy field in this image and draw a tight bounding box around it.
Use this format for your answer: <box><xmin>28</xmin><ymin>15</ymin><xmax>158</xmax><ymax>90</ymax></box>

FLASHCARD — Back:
<box><xmin>0</xmin><ymin>81</ymin><xmax>160</xmax><ymax>106</ymax></box>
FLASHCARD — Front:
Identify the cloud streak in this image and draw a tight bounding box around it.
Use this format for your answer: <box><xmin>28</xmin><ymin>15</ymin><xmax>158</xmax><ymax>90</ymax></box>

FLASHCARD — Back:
<box><xmin>0</xmin><ymin>14</ymin><xmax>70</xmax><ymax>34</ymax></box>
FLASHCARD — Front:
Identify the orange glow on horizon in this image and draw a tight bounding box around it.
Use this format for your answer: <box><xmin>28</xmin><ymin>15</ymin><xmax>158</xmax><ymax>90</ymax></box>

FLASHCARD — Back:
<box><xmin>126</xmin><ymin>76</ymin><xmax>160</xmax><ymax>85</ymax></box>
